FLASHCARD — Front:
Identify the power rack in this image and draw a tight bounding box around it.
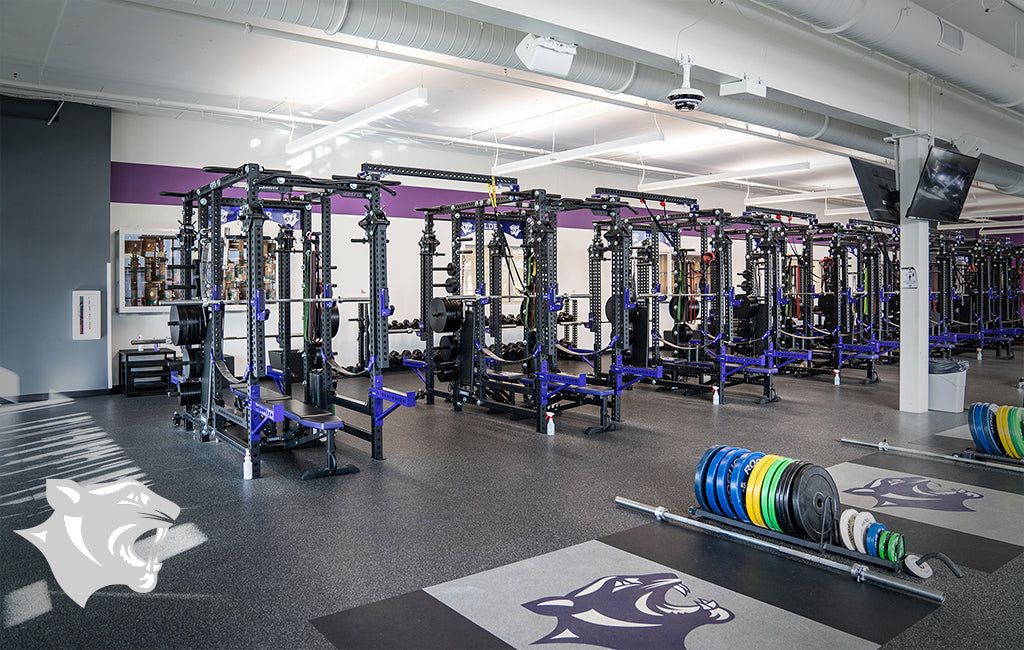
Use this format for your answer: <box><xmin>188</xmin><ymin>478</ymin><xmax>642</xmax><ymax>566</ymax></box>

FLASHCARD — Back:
<box><xmin>930</xmin><ymin>233</ymin><xmax>1024</xmax><ymax>358</ymax></box>
<box><xmin>166</xmin><ymin>163</ymin><xmax>415</xmax><ymax>479</ymax></box>
<box><xmin>397</xmin><ymin>169</ymin><xmax>653</xmax><ymax>434</ymax></box>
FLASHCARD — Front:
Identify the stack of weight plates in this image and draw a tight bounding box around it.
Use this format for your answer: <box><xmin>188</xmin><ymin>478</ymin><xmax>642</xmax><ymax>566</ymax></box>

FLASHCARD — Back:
<box><xmin>693</xmin><ymin>445</ymin><xmax>840</xmax><ymax>542</ymax></box>
<box><xmin>837</xmin><ymin>508</ymin><xmax>906</xmax><ymax>563</ymax></box>
<box><xmin>968</xmin><ymin>402</ymin><xmax>1024</xmax><ymax>458</ymax></box>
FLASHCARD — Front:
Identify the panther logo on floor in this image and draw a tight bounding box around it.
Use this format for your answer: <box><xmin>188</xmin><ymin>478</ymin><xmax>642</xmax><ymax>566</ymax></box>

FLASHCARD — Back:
<box><xmin>522</xmin><ymin>572</ymin><xmax>733</xmax><ymax>648</ymax></box>
<box><xmin>15</xmin><ymin>479</ymin><xmax>180</xmax><ymax>607</ymax></box>
<box><xmin>844</xmin><ymin>476</ymin><xmax>983</xmax><ymax>512</ymax></box>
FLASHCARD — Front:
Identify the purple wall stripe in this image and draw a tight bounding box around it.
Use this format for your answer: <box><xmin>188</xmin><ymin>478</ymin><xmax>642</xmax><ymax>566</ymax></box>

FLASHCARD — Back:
<box><xmin>111</xmin><ymin>161</ymin><xmax>601</xmax><ymax>229</ymax></box>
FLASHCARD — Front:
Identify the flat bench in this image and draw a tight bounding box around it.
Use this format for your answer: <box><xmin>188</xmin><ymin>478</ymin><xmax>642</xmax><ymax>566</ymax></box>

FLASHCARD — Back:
<box><xmin>486</xmin><ymin>371</ymin><xmax>525</xmax><ymax>381</ymax></box>
<box><xmin>229</xmin><ymin>381</ymin><xmax>345</xmax><ymax>430</ymax></box>
<box><xmin>514</xmin><ymin>375</ymin><xmax>615</xmax><ymax>397</ymax></box>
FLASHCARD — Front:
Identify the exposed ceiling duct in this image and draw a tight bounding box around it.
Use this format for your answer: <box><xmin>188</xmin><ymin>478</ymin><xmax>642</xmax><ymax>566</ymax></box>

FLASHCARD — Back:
<box><xmin>142</xmin><ymin>0</ymin><xmax>1024</xmax><ymax>196</ymax></box>
<box><xmin>752</xmin><ymin>0</ymin><xmax>1024</xmax><ymax>195</ymax></box>
<box><xmin>753</xmin><ymin>0</ymin><xmax>1024</xmax><ymax>112</ymax></box>
<box><xmin>154</xmin><ymin>0</ymin><xmax>892</xmax><ymax>158</ymax></box>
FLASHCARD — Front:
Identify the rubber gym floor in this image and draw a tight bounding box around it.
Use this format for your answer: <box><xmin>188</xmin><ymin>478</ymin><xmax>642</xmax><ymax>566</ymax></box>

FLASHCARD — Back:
<box><xmin>1</xmin><ymin>355</ymin><xmax>1022</xmax><ymax>649</ymax></box>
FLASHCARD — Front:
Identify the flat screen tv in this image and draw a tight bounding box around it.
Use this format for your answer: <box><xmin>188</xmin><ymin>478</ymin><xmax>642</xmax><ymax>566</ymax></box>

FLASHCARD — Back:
<box><xmin>906</xmin><ymin>146</ymin><xmax>980</xmax><ymax>223</ymax></box>
<box><xmin>850</xmin><ymin>158</ymin><xmax>899</xmax><ymax>224</ymax></box>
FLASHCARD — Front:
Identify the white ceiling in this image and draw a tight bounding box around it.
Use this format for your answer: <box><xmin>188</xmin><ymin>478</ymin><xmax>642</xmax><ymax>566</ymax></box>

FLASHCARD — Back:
<box><xmin>1</xmin><ymin>0</ymin><xmax>1023</xmax><ymax>219</ymax></box>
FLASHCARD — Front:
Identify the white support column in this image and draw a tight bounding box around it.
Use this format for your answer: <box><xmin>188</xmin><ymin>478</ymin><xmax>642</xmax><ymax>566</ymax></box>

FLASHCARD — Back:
<box><xmin>898</xmin><ymin>73</ymin><xmax>931</xmax><ymax>413</ymax></box>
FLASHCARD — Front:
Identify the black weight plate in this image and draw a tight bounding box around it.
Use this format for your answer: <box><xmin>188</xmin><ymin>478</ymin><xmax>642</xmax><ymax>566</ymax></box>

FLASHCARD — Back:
<box><xmin>605</xmin><ymin>295</ymin><xmax>634</xmax><ymax>324</ymax></box>
<box><xmin>169</xmin><ymin>304</ymin><xmax>206</xmax><ymax>346</ymax></box>
<box><xmin>774</xmin><ymin>460</ymin><xmax>807</xmax><ymax>537</ymax></box>
<box><xmin>428</xmin><ymin>298</ymin><xmax>463</xmax><ymax>333</ymax></box>
<box><xmin>791</xmin><ymin>464</ymin><xmax>841</xmax><ymax>542</ymax></box>
<box><xmin>693</xmin><ymin>445</ymin><xmax>726</xmax><ymax>511</ymax></box>
<box><xmin>181</xmin><ymin>346</ymin><xmax>205</xmax><ymax>379</ymax></box>
<box><xmin>785</xmin><ymin>461</ymin><xmax>814</xmax><ymax>538</ymax></box>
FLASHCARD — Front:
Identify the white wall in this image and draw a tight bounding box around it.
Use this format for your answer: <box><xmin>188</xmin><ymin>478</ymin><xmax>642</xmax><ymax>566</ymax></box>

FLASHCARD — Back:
<box><xmin>109</xmin><ymin>111</ymin><xmax>813</xmax><ymax>375</ymax></box>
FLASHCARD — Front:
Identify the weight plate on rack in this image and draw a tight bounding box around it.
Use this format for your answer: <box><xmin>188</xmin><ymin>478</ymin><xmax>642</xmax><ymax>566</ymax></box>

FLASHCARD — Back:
<box><xmin>839</xmin><ymin>508</ymin><xmax>859</xmax><ymax>551</ymax></box>
<box><xmin>773</xmin><ymin>460</ymin><xmax>803</xmax><ymax>536</ymax></box>
<box><xmin>757</xmin><ymin>458</ymin><xmax>787</xmax><ymax>532</ymax></box>
<box><xmin>903</xmin><ymin>553</ymin><xmax>933</xmax><ymax>579</ymax></box>
<box><xmin>790</xmin><ymin>464</ymin><xmax>840</xmax><ymax>542</ymax></box>
<box><xmin>852</xmin><ymin>511</ymin><xmax>875</xmax><ymax>555</ymax></box>
<box><xmin>763</xmin><ymin>458</ymin><xmax>794</xmax><ymax>533</ymax></box>
<box><xmin>1002</xmin><ymin>407</ymin><xmax>1017</xmax><ymax>457</ymax></box>
<box><xmin>715</xmin><ymin>447</ymin><xmax>749</xmax><ymax>521</ymax></box>
<box><xmin>746</xmin><ymin>455</ymin><xmax>778</xmax><ymax>528</ymax></box>
<box><xmin>877</xmin><ymin>530</ymin><xmax>893</xmax><ymax>561</ymax></box>
<box><xmin>981</xmin><ymin>403</ymin><xmax>1003</xmax><ymax>454</ymax></box>
<box><xmin>704</xmin><ymin>448</ymin><xmax>737</xmax><ymax>513</ymax></box>
<box><xmin>998</xmin><ymin>406</ymin><xmax>1020</xmax><ymax>458</ymax></box>
<box><xmin>995</xmin><ymin>406</ymin><xmax>1007</xmax><ymax>453</ymax></box>
<box><xmin>694</xmin><ymin>445</ymin><xmax>726</xmax><ymax>512</ymax></box>
<box><xmin>866</xmin><ymin>522</ymin><xmax>887</xmax><ymax>557</ymax></box>
<box><xmin>729</xmin><ymin>451</ymin><xmax>764</xmax><ymax>524</ymax></box>
<box><xmin>883</xmin><ymin>531</ymin><xmax>899</xmax><ymax>563</ymax></box>
<box><xmin>968</xmin><ymin>403</ymin><xmax>988</xmax><ymax>453</ymax></box>
<box><xmin>980</xmin><ymin>402</ymin><xmax>999</xmax><ymax>454</ymax></box>
<box><xmin>967</xmin><ymin>403</ymin><xmax>983</xmax><ymax>451</ymax></box>
<box><xmin>892</xmin><ymin>533</ymin><xmax>905</xmax><ymax>563</ymax></box>
<box><xmin>779</xmin><ymin>461</ymin><xmax>811</xmax><ymax>537</ymax></box>
<box><xmin>1009</xmin><ymin>407</ymin><xmax>1024</xmax><ymax>458</ymax></box>
<box><xmin>974</xmin><ymin>402</ymin><xmax>991</xmax><ymax>453</ymax></box>
<box><xmin>1001</xmin><ymin>406</ymin><xmax>1022</xmax><ymax>459</ymax></box>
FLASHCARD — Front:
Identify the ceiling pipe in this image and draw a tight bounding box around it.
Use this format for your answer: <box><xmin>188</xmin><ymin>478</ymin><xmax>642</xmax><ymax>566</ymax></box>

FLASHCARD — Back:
<box><xmin>139</xmin><ymin>0</ymin><xmax>1024</xmax><ymax>195</ymax></box>
<box><xmin>150</xmin><ymin>0</ymin><xmax>892</xmax><ymax>159</ymax></box>
<box><xmin>751</xmin><ymin>1</ymin><xmax>1024</xmax><ymax>113</ymax></box>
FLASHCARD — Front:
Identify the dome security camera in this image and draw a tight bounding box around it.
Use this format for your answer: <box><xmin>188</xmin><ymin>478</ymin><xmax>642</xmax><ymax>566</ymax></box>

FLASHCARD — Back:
<box><xmin>669</xmin><ymin>57</ymin><xmax>704</xmax><ymax>112</ymax></box>
<box><xmin>668</xmin><ymin>86</ymin><xmax>705</xmax><ymax>111</ymax></box>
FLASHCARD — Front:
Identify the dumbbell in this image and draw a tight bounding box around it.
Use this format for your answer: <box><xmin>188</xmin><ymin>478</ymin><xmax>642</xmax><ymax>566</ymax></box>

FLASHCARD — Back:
<box><xmin>388</xmin><ymin>351</ymin><xmax>401</xmax><ymax>364</ymax></box>
<box><xmin>412</xmin><ymin>349</ymin><xmax>424</xmax><ymax>361</ymax></box>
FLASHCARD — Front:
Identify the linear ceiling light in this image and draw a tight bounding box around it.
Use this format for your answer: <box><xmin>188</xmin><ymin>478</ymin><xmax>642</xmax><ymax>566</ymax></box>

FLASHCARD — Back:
<box><xmin>960</xmin><ymin>207</ymin><xmax>1024</xmax><ymax>219</ymax></box>
<box><xmin>748</xmin><ymin>187</ymin><xmax>860</xmax><ymax>205</ymax></box>
<box><xmin>637</xmin><ymin>162</ymin><xmax>810</xmax><ymax>192</ymax></box>
<box><xmin>822</xmin><ymin>207</ymin><xmax>869</xmax><ymax>216</ymax></box>
<box><xmin>284</xmin><ymin>87</ymin><xmax>428</xmax><ymax>154</ymax></box>
<box><xmin>491</xmin><ymin>132</ymin><xmax>664</xmax><ymax>175</ymax></box>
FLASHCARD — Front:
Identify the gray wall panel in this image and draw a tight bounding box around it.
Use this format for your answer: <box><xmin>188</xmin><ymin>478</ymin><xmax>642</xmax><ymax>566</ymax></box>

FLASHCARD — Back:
<box><xmin>1</xmin><ymin>97</ymin><xmax>111</xmax><ymax>399</ymax></box>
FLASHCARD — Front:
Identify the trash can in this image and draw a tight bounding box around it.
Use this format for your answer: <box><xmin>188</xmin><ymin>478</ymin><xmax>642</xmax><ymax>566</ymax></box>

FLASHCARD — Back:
<box><xmin>928</xmin><ymin>359</ymin><xmax>969</xmax><ymax>413</ymax></box>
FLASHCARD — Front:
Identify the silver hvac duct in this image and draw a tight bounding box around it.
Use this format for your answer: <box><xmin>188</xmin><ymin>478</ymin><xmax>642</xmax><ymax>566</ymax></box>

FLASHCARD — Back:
<box><xmin>754</xmin><ymin>0</ymin><xmax>1024</xmax><ymax>195</ymax></box>
<box><xmin>753</xmin><ymin>0</ymin><xmax>1024</xmax><ymax>112</ymax></box>
<box><xmin>158</xmin><ymin>0</ymin><xmax>1024</xmax><ymax>195</ymax></box>
<box><xmin>161</xmin><ymin>0</ymin><xmax>892</xmax><ymax>157</ymax></box>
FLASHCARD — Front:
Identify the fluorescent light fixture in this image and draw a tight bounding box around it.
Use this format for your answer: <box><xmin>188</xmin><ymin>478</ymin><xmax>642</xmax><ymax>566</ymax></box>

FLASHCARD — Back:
<box><xmin>748</xmin><ymin>187</ymin><xmax>860</xmax><ymax>205</ymax></box>
<box><xmin>960</xmin><ymin>207</ymin><xmax>1024</xmax><ymax>219</ymax></box>
<box><xmin>284</xmin><ymin>87</ymin><xmax>428</xmax><ymax>154</ymax></box>
<box><xmin>491</xmin><ymin>132</ymin><xmax>664</xmax><ymax>175</ymax></box>
<box><xmin>823</xmin><ymin>207</ymin><xmax>869</xmax><ymax>216</ymax></box>
<box><xmin>980</xmin><ymin>226</ymin><xmax>1024</xmax><ymax>235</ymax></box>
<box><xmin>638</xmin><ymin>162</ymin><xmax>810</xmax><ymax>192</ymax></box>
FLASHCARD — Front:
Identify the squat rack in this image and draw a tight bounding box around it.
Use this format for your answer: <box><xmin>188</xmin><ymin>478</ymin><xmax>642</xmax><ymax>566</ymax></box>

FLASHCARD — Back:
<box><xmin>166</xmin><ymin>163</ymin><xmax>415</xmax><ymax>479</ymax></box>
